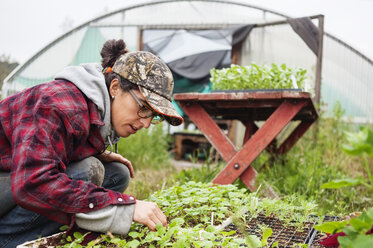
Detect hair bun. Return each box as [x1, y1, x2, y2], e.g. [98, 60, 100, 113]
[100, 39, 128, 69]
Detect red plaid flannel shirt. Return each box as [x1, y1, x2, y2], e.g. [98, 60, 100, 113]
[0, 80, 135, 225]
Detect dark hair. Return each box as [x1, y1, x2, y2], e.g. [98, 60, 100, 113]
[100, 39, 137, 93]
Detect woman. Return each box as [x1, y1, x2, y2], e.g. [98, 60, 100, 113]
[0, 39, 183, 247]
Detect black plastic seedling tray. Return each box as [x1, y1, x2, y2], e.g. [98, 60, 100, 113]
[223, 213, 318, 248]
[222, 213, 343, 248]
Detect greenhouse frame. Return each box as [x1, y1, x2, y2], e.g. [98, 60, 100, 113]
[2, 0, 372, 123]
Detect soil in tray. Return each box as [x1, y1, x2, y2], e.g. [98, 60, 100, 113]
[26, 232, 117, 248]
[31, 232, 65, 248]
[224, 213, 317, 248]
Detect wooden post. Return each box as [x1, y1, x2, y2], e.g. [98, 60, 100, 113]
[138, 28, 144, 50]
[314, 15, 324, 104]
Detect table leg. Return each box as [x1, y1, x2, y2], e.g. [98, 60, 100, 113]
[178, 103, 237, 162]
[240, 121, 258, 190]
[243, 121, 257, 144]
[276, 121, 315, 154]
[212, 100, 307, 188]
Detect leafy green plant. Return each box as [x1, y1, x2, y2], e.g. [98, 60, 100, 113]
[210, 63, 307, 91]
[321, 126, 373, 191]
[60, 182, 318, 247]
[124, 182, 317, 247]
[342, 126, 373, 188]
[57, 231, 92, 248]
[314, 207, 373, 248]
[60, 183, 252, 247]
[149, 182, 249, 227]
[259, 225, 273, 247]
[343, 126, 373, 156]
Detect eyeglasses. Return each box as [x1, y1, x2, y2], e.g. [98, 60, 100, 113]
[129, 90, 165, 125]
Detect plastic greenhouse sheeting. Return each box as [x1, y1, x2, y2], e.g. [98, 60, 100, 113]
[2, 0, 372, 123]
[72, 27, 106, 66]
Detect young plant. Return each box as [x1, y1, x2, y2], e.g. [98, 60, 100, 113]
[259, 225, 273, 247]
[210, 63, 307, 91]
[60, 182, 319, 247]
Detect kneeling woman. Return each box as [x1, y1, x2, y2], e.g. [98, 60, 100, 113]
[0, 39, 183, 247]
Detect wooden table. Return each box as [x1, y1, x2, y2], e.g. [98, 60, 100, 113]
[174, 90, 318, 191]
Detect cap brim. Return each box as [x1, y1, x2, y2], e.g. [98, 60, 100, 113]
[138, 86, 183, 126]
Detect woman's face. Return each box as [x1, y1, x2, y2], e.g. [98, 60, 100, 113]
[110, 79, 152, 137]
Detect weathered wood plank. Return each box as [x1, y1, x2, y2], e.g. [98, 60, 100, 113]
[178, 103, 237, 162]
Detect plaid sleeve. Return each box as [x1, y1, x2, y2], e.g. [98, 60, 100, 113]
[10, 82, 135, 225]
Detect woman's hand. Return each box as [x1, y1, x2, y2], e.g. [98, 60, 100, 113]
[96, 151, 134, 178]
[133, 200, 168, 231]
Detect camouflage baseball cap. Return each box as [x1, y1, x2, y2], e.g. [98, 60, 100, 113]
[112, 51, 183, 126]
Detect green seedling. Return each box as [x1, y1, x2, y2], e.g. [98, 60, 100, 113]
[210, 63, 307, 91]
[60, 182, 318, 247]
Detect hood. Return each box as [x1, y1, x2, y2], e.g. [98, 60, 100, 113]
[55, 63, 119, 149]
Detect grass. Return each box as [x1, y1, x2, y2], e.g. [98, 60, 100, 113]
[116, 123, 173, 170]
[126, 168, 177, 200]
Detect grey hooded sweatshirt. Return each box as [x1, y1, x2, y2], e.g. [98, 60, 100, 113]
[55, 63, 135, 235]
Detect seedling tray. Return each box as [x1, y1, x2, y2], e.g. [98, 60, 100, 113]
[17, 232, 64, 248]
[223, 213, 318, 248]
[221, 213, 343, 248]
[17, 212, 341, 248]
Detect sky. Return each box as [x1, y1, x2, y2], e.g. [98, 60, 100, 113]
[0, 0, 372, 64]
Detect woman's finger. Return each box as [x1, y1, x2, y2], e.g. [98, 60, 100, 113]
[126, 162, 134, 178]
[154, 206, 168, 227]
[148, 203, 168, 229]
[119, 157, 134, 178]
[133, 201, 167, 231]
